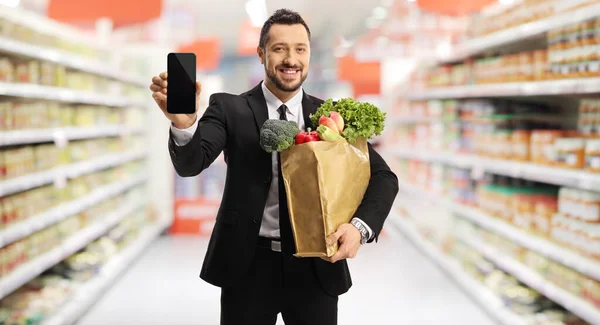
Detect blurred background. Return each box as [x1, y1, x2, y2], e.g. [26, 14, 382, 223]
[2, 0, 600, 324]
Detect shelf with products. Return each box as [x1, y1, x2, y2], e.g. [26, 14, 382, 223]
[0, 36, 146, 88]
[0, 204, 162, 325]
[388, 97, 600, 190]
[0, 189, 148, 300]
[392, 160, 600, 286]
[409, 78, 600, 100]
[390, 214, 528, 325]
[438, 1, 600, 64]
[0, 125, 144, 147]
[0, 82, 146, 108]
[417, 8, 600, 98]
[0, 8, 147, 87]
[451, 217, 600, 324]
[40, 219, 168, 325]
[0, 166, 148, 248]
[0, 134, 147, 197]
[391, 211, 589, 325]
[0, 101, 147, 146]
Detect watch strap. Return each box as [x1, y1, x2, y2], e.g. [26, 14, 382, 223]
[351, 218, 369, 245]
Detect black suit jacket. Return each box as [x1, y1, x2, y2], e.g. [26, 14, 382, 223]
[168, 82, 399, 296]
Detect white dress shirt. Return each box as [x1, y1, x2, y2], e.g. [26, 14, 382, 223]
[170, 81, 373, 241]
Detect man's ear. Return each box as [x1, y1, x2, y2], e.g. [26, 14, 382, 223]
[257, 46, 264, 65]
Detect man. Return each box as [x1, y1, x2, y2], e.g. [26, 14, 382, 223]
[149, 8, 398, 325]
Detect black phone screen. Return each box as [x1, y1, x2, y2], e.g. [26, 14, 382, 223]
[167, 53, 196, 114]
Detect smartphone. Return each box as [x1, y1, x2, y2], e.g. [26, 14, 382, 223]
[167, 53, 196, 114]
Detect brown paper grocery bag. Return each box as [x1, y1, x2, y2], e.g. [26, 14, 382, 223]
[280, 138, 371, 258]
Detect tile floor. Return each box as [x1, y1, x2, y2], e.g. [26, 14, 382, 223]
[77, 220, 495, 325]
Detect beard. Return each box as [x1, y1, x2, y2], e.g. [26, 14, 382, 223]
[266, 65, 308, 92]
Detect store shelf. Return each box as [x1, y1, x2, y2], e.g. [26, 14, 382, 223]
[393, 149, 600, 190]
[391, 116, 440, 124]
[0, 199, 147, 300]
[396, 179, 600, 284]
[0, 174, 147, 248]
[408, 78, 600, 100]
[41, 219, 169, 325]
[0, 125, 144, 147]
[0, 82, 146, 108]
[0, 150, 147, 197]
[463, 237, 600, 325]
[436, 3, 600, 64]
[0, 36, 146, 87]
[389, 213, 527, 325]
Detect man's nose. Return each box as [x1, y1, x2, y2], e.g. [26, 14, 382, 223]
[282, 50, 298, 66]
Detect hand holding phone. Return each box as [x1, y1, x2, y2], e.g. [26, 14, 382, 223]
[149, 53, 200, 129]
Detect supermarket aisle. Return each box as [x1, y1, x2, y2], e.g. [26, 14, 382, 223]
[78, 224, 495, 325]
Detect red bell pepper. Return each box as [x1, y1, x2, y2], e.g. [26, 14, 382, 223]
[295, 128, 320, 144]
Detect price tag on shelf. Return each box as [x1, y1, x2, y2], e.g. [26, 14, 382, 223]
[471, 165, 485, 180]
[53, 171, 67, 189]
[119, 128, 132, 140]
[52, 130, 68, 148]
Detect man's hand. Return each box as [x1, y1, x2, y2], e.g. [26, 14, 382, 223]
[149, 71, 201, 129]
[321, 223, 362, 264]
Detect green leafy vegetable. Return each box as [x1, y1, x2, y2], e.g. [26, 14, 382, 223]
[259, 119, 299, 152]
[310, 98, 386, 143]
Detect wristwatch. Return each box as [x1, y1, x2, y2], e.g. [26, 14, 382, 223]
[350, 219, 369, 245]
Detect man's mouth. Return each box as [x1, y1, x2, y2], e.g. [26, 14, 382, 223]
[278, 68, 301, 76]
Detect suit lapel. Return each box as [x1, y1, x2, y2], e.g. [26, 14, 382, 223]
[247, 82, 269, 131]
[302, 92, 319, 130]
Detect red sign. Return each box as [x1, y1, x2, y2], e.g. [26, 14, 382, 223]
[47, 0, 162, 27]
[170, 198, 220, 236]
[177, 38, 221, 71]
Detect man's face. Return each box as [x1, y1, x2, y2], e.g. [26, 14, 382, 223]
[259, 24, 310, 92]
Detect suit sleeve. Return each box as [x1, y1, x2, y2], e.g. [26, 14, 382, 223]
[353, 143, 399, 243]
[168, 94, 227, 177]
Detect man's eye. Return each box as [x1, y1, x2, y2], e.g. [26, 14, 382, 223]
[274, 47, 283, 52]
[297, 48, 306, 52]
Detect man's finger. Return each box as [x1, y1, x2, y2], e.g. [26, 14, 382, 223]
[327, 229, 343, 246]
[152, 92, 167, 106]
[152, 76, 163, 86]
[329, 249, 346, 264]
[160, 71, 168, 79]
[149, 84, 163, 92]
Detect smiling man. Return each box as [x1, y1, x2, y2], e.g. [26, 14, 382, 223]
[149, 8, 398, 325]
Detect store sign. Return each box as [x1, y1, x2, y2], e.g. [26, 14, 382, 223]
[171, 199, 220, 236]
[47, 0, 162, 27]
[177, 38, 221, 71]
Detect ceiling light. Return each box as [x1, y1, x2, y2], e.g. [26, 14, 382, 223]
[246, 0, 268, 28]
[498, 0, 515, 4]
[0, 0, 20, 7]
[372, 6, 387, 20]
[406, 0, 416, 2]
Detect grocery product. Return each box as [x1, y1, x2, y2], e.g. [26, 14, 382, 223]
[586, 139, 600, 171]
[554, 138, 586, 169]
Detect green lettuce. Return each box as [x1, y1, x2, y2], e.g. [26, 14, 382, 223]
[310, 98, 386, 143]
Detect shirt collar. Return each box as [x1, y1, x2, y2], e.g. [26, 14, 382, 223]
[261, 80, 303, 116]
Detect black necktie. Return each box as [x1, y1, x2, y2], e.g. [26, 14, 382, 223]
[277, 104, 295, 256]
[278, 104, 287, 121]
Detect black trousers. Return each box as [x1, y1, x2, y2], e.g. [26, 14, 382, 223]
[220, 241, 338, 325]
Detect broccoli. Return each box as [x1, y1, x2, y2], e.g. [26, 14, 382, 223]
[259, 119, 299, 153]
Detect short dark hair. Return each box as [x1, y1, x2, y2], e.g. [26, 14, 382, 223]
[259, 9, 311, 50]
